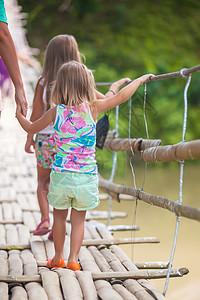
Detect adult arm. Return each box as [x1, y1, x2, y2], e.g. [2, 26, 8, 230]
[0, 21, 27, 116]
[25, 80, 44, 153]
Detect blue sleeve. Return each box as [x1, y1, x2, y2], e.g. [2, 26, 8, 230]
[0, 0, 8, 24]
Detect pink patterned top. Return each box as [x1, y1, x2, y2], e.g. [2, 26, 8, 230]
[52, 103, 97, 174]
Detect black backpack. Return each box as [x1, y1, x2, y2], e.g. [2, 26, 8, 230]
[96, 114, 109, 149]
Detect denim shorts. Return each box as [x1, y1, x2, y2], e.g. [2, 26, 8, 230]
[35, 133, 56, 168]
[48, 171, 99, 211]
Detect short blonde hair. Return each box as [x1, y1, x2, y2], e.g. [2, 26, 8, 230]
[51, 61, 96, 109]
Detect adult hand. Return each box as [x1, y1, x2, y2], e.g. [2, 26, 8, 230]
[15, 86, 28, 117]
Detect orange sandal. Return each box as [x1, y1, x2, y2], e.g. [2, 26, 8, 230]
[46, 257, 65, 268]
[66, 261, 81, 271]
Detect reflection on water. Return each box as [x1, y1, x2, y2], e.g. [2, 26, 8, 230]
[97, 164, 200, 300]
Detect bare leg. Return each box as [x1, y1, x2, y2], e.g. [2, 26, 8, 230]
[36, 165, 51, 229]
[53, 208, 68, 260]
[68, 208, 86, 263]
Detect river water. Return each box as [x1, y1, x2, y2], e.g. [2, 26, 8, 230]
[97, 164, 200, 300]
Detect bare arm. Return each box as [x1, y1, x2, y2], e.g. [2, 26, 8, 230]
[16, 105, 56, 134]
[94, 74, 154, 117]
[95, 77, 131, 100]
[25, 80, 44, 153]
[0, 21, 27, 116]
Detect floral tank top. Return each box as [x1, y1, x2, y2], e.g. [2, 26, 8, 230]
[52, 103, 97, 174]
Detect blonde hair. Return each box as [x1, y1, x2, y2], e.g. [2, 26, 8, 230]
[42, 35, 82, 109]
[51, 61, 96, 110]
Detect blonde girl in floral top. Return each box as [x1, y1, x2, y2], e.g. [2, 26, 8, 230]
[16, 61, 153, 270]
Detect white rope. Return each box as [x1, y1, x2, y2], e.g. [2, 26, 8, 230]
[142, 83, 149, 189]
[107, 105, 119, 227]
[128, 97, 138, 260]
[163, 74, 191, 295]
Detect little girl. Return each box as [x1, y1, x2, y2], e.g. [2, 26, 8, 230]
[26, 34, 129, 239]
[16, 61, 153, 270]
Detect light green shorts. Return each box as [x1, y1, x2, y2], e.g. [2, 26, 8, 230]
[48, 171, 99, 211]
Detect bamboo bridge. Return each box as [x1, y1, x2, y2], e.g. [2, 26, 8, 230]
[1, 0, 200, 299]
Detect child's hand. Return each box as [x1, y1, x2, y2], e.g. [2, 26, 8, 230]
[139, 74, 155, 85]
[116, 77, 132, 88]
[25, 135, 35, 154]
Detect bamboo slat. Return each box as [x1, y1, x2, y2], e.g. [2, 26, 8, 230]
[25, 282, 48, 299]
[40, 269, 63, 300]
[0, 251, 8, 276]
[0, 188, 16, 202]
[44, 238, 55, 261]
[124, 279, 155, 300]
[2, 203, 13, 220]
[0, 174, 10, 187]
[86, 210, 127, 220]
[12, 203, 22, 221]
[21, 250, 38, 275]
[86, 222, 102, 240]
[82, 237, 159, 246]
[8, 250, 23, 276]
[17, 194, 30, 211]
[6, 224, 19, 244]
[0, 206, 3, 222]
[30, 236, 47, 263]
[55, 269, 83, 300]
[142, 140, 200, 162]
[0, 275, 41, 283]
[135, 261, 169, 269]
[0, 225, 6, 244]
[75, 270, 98, 300]
[108, 225, 140, 232]
[84, 226, 93, 239]
[63, 236, 70, 261]
[0, 244, 30, 251]
[79, 247, 101, 272]
[112, 283, 138, 300]
[138, 279, 166, 300]
[92, 268, 189, 280]
[23, 212, 36, 231]
[100, 247, 126, 272]
[10, 285, 28, 300]
[88, 246, 113, 272]
[104, 138, 162, 152]
[94, 280, 123, 300]
[0, 282, 8, 300]
[17, 224, 30, 244]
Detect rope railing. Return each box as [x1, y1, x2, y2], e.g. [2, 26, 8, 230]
[96, 64, 200, 87]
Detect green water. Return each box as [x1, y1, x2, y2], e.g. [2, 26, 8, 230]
[97, 164, 200, 299]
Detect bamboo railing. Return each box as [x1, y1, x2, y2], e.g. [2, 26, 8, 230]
[141, 139, 200, 162]
[104, 138, 162, 152]
[99, 176, 200, 222]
